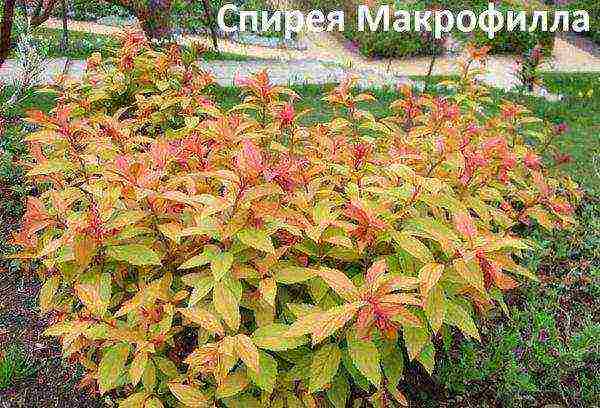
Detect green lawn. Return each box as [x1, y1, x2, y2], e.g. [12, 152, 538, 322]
[493, 73, 600, 196]
[8, 27, 252, 61]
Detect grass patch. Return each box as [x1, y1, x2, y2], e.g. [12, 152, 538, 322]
[209, 83, 400, 124]
[198, 50, 251, 62]
[487, 73, 600, 195]
[0, 344, 37, 391]
[8, 27, 118, 59]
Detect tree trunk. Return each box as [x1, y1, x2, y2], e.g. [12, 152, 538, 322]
[426, 55, 437, 81]
[107, 0, 173, 41]
[59, 0, 68, 51]
[30, 0, 58, 27]
[0, 0, 16, 67]
[201, 0, 218, 51]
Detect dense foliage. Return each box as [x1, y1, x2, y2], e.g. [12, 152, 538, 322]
[314, 0, 445, 59]
[302, 0, 556, 58]
[455, 0, 556, 55]
[13, 34, 581, 407]
[566, 0, 600, 44]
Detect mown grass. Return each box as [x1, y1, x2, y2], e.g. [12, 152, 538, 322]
[8, 27, 251, 61]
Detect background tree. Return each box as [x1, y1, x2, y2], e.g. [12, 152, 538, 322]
[0, 0, 60, 67]
[0, 0, 16, 66]
[58, 0, 67, 51]
[107, 0, 173, 41]
[29, 0, 58, 26]
[201, 0, 218, 51]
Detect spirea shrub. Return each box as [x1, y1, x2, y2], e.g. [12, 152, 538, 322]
[14, 34, 581, 407]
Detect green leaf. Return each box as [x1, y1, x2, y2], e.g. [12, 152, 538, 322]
[341, 349, 370, 392]
[248, 351, 278, 394]
[119, 392, 148, 408]
[129, 352, 148, 387]
[424, 285, 446, 333]
[178, 252, 213, 270]
[167, 382, 210, 407]
[179, 306, 224, 336]
[144, 396, 164, 408]
[211, 252, 234, 281]
[187, 276, 214, 307]
[309, 343, 341, 393]
[453, 258, 485, 293]
[238, 228, 276, 254]
[417, 342, 435, 375]
[74, 272, 111, 317]
[107, 244, 161, 266]
[252, 323, 308, 351]
[326, 373, 350, 408]
[403, 325, 429, 361]
[154, 357, 179, 379]
[216, 370, 249, 398]
[393, 232, 434, 263]
[39, 275, 60, 313]
[142, 360, 156, 392]
[311, 302, 362, 345]
[403, 217, 459, 254]
[157, 222, 182, 244]
[445, 300, 480, 341]
[381, 342, 404, 388]
[98, 342, 130, 394]
[418, 262, 444, 297]
[259, 277, 277, 306]
[27, 159, 75, 176]
[213, 281, 240, 331]
[274, 265, 317, 284]
[347, 330, 381, 387]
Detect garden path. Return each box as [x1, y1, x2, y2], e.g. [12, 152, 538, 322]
[2, 17, 600, 91]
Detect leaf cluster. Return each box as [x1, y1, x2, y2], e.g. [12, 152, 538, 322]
[13, 36, 581, 407]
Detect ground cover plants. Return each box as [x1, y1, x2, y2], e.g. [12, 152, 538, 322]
[0, 344, 36, 391]
[6, 30, 586, 408]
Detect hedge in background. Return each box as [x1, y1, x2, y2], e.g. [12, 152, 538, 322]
[347, 1, 444, 58]
[459, 0, 556, 55]
[14, 35, 581, 407]
[59, 0, 130, 21]
[323, 0, 445, 59]
[566, 0, 600, 44]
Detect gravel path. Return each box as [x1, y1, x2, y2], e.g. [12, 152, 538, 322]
[0, 58, 413, 89]
[3, 18, 600, 91]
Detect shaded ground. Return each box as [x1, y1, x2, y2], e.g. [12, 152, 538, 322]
[0, 273, 102, 408]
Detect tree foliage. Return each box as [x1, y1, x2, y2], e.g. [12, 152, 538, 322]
[0, 0, 16, 65]
[14, 36, 581, 407]
[107, 0, 173, 40]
